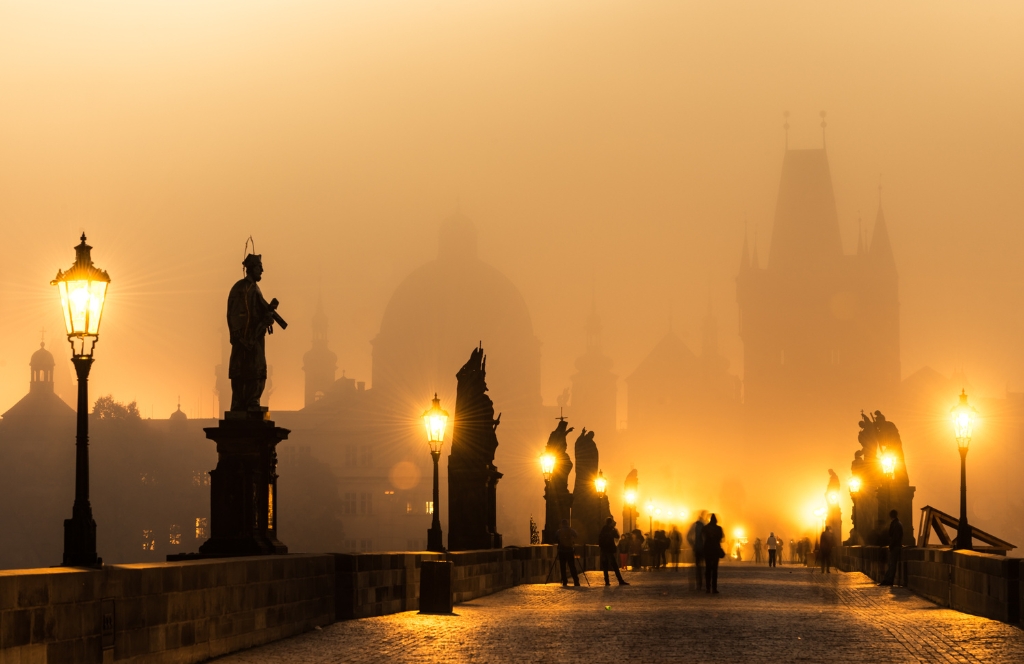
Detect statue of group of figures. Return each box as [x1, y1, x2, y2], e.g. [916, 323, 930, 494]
[541, 417, 612, 546]
[845, 410, 916, 546]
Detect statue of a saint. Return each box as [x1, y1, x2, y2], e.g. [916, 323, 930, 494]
[227, 254, 284, 411]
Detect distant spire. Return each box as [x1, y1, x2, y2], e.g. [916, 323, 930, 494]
[752, 229, 760, 269]
[783, 111, 790, 150]
[820, 111, 827, 149]
[739, 222, 751, 273]
[869, 198, 897, 274]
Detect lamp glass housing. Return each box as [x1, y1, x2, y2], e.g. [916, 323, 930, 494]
[827, 491, 839, 505]
[880, 453, 896, 479]
[52, 234, 110, 356]
[594, 470, 607, 497]
[848, 476, 862, 494]
[421, 394, 449, 454]
[540, 453, 555, 482]
[951, 390, 976, 452]
[624, 490, 637, 506]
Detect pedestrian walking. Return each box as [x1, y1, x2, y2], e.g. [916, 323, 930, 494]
[702, 513, 725, 594]
[753, 537, 763, 564]
[819, 525, 835, 573]
[556, 519, 580, 587]
[669, 525, 683, 569]
[599, 518, 630, 586]
[766, 532, 778, 568]
[629, 529, 644, 571]
[879, 510, 904, 586]
[687, 511, 706, 590]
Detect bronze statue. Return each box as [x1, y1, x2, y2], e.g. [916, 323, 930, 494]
[227, 254, 286, 411]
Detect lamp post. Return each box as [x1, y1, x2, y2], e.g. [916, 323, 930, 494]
[422, 394, 449, 552]
[52, 234, 110, 568]
[951, 390, 977, 551]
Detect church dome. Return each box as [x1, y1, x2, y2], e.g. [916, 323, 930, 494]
[30, 342, 55, 371]
[372, 212, 541, 416]
[170, 404, 187, 421]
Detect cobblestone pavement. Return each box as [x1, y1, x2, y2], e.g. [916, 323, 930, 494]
[216, 564, 1024, 663]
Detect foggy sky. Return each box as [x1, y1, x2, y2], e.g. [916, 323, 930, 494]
[1, 0, 1023, 429]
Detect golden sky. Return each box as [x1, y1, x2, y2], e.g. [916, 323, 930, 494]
[1, 0, 1023, 422]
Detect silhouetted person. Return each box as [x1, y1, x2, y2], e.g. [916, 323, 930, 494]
[880, 510, 904, 586]
[669, 525, 682, 569]
[653, 530, 669, 569]
[819, 526, 835, 573]
[702, 513, 724, 594]
[618, 530, 631, 568]
[599, 518, 629, 586]
[557, 519, 580, 587]
[687, 511, 706, 590]
[629, 529, 644, 571]
[766, 532, 779, 568]
[754, 537, 763, 564]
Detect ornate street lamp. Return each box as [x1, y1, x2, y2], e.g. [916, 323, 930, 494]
[951, 389, 977, 551]
[52, 233, 109, 567]
[422, 394, 449, 552]
[880, 454, 896, 480]
[540, 453, 555, 482]
[848, 476, 862, 494]
[594, 470, 607, 497]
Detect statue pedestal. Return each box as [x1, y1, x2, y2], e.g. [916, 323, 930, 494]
[198, 410, 289, 557]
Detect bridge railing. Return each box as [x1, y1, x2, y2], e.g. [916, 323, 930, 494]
[835, 545, 1021, 624]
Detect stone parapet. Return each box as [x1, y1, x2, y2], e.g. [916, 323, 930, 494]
[0, 554, 333, 663]
[835, 546, 1022, 624]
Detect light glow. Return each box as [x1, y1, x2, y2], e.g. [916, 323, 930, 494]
[540, 453, 556, 481]
[951, 390, 977, 451]
[594, 470, 607, 496]
[421, 394, 449, 453]
[881, 453, 896, 479]
[624, 490, 637, 506]
[848, 476, 862, 493]
[52, 234, 110, 351]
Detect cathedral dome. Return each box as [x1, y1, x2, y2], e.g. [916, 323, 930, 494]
[169, 404, 187, 422]
[372, 212, 541, 417]
[30, 342, 55, 371]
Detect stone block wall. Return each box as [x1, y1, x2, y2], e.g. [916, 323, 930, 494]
[333, 552, 443, 620]
[837, 546, 1022, 624]
[0, 554, 334, 664]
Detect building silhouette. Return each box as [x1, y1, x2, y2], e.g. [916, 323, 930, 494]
[302, 294, 338, 407]
[736, 147, 899, 439]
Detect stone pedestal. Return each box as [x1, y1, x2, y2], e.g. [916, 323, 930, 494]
[419, 560, 453, 614]
[198, 410, 289, 557]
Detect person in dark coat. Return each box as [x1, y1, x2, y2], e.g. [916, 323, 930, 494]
[687, 512, 706, 590]
[598, 518, 630, 586]
[880, 510, 904, 586]
[556, 519, 580, 587]
[819, 525, 835, 573]
[701, 513, 725, 594]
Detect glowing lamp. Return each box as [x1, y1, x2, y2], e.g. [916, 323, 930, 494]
[645, 501, 654, 513]
[540, 453, 555, 482]
[52, 234, 110, 357]
[421, 394, 449, 454]
[827, 491, 839, 505]
[813, 507, 826, 518]
[951, 390, 977, 452]
[624, 490, 637, 506]
[880, 454, 896, 479]
[848, 476, 862, 494]
[594, 470, 607, 497]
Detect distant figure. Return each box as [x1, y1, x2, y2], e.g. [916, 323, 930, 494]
[629, 529, 644, 571]
[687, 511, 707, 590]
[766, 532, 779, 568]
[776, 535, 784, 564]
[819, 526, 835, 573]
[753, 537, 763, 564]
[618, 530, 631, 568]
[557, 519, 580, 587]
[880, 510, 904, 586]
[598, 518, 629, 586]
[702, 513, 725, 594]
[653, 530, 670, 569]
[669, 525, 683, 570]
[802, 537, 812, 564]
